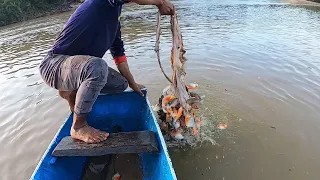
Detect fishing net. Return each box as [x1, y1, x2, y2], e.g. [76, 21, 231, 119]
[154, 11, 203, 141]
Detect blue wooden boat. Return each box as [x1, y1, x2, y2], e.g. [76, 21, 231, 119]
[31, 89, 177, 180]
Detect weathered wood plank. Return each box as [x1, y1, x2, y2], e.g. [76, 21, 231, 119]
[52, 131, 159, 157]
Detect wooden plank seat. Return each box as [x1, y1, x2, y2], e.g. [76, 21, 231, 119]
[52, 130, 159, 157]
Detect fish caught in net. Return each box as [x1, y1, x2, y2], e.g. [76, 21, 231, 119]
[154, 11, 203, 141]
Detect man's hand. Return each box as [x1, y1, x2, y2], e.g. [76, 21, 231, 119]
[129, 0, 175, 15]
[116, 61, 146, 96]
[130, 0, 163, 5]
[129, 82, 146, 96]
[157, 0, 175, 15]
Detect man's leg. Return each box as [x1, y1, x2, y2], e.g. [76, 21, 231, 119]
[70, 57, 114, 143]
[49, 55, 110, 143]
[40, 54, 128, 143]
[58, 90, 77, 112]
[58, 58, 129, 143]
[71, 65, 129, 143]
[58, 66, 128, 113]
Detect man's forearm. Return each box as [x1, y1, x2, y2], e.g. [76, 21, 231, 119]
[116, 61, 136, 86]
[130, 0, 163, 6]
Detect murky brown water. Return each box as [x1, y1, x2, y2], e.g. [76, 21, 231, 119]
[1, 0, 320, 179]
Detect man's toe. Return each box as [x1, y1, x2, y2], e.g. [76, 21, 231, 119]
[96, 134, 105, 142]
[103, 132, 109, 139]
[86, 138, 95, 144]
[98, 133, 108, 141]
[90, 135, 101, 143]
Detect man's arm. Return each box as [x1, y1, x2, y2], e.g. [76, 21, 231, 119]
[105, 0, 174, 15]
[109, 21, 126, 64]
[109, 0, 175, 96]
[110, 22, 145, 95]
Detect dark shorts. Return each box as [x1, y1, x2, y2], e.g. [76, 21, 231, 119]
[39, 54, 128, 117]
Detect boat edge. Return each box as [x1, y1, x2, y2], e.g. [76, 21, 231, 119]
[145, 91, 178, 180]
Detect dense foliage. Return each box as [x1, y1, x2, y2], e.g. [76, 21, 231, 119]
[0, 0, 75, 26]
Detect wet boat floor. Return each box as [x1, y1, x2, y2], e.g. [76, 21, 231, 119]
[81, 153, 143, 180]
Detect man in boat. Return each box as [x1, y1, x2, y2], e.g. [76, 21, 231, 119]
[39, 0, 175, 143]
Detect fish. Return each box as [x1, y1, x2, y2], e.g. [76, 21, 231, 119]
[169, 98, 180, 108]
[186, 97, 201, 105]
[195, 117, 201, 129]
[161, 95, 176, 113]
[217, 123, 227, 130]
[187, 82, 199, 90]
[186, 93, 202, 110]
[180, 117, 186, 127]
[112, 172, 121, 180]
[190, 92, 202, 101]
[173, 119, 180, 129]
[184, 113, 195, 128]
[172, 107, 183, 121]
[192, 127, 199, 135]
[191, 102, 201, 110]
[170, 129, 184, 140]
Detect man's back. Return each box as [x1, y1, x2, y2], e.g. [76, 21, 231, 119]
[48, 0, 125, 58]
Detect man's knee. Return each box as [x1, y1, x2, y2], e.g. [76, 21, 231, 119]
[120, 78, 129, 92]
[99, 67, 128, 94]
[108, 75, 128, 93]
[86, 57, 109, 86]
[110, 67, 128, 92]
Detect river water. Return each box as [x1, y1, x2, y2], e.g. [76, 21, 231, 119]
[1, 0, 320, 179]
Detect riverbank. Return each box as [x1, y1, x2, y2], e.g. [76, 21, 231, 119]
[0, 0, 81, 27]
[283, 0, 320, 6]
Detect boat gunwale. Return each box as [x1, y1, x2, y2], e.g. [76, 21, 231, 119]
[145, 90, 178, 180]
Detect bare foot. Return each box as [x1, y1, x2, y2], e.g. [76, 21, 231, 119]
[71, 124, 109, 143]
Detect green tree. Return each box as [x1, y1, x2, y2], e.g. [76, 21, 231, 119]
[0, 0, 75, 26]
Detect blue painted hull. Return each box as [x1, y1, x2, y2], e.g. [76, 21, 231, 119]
[31, 89, 177, 180]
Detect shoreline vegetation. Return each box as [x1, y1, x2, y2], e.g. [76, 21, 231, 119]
[0, 0, 319, 27]
[0, 0, 82, 27]
[282, 0, 320, 5]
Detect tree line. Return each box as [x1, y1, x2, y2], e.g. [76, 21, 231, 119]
[0, 0, 79, 27]
[1, 0, 319, 27]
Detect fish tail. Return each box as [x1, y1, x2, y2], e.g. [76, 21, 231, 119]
[185, 114, 190, 126]
[170, 129, 184, 140]
[195, 117, 201, 129]
[193, 127, 199, 135]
